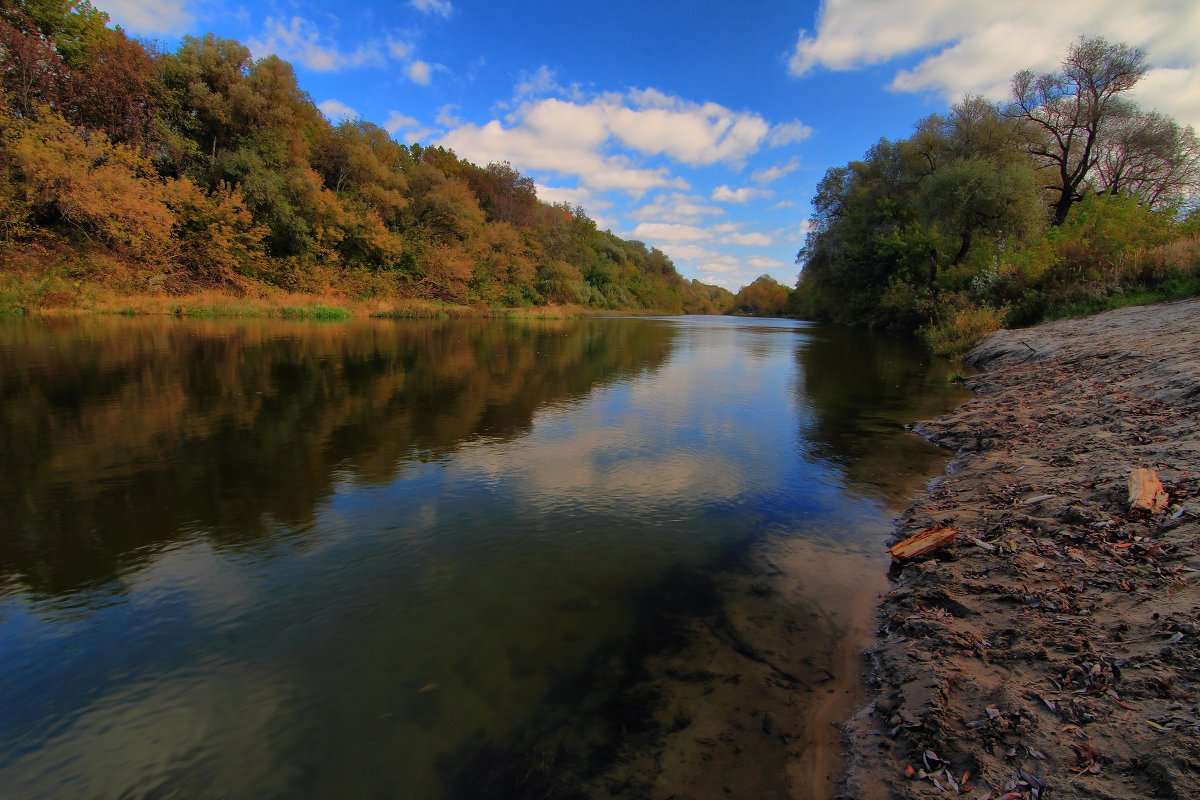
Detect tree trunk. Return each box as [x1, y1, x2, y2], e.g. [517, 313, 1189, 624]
[951, 230, 972, 266]
[1052, 190, 1074, 227]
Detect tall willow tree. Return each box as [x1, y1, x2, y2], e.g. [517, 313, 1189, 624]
[1007, 37, 1148, 226]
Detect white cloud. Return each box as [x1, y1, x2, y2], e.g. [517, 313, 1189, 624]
[745, 256, 790, 270]
[319, 99, 358, 121]
[722, 232, 772, 246]
[622, 229, 791, 290]
[407, 60, 433, 85]
[515, 65, 566, 101]
[630, 222, 718, 244]
[629, 221, 768, 247]
[440, 118, 686, 195]
[411, 0, 452, 17]
[628, 193, 724, 223]
[604, 98, 771, 167]
[440, 81, 808, 197]
[712, 185, 767, 203]
[768, 121, 813, 146]
[96, 0, 192, 33]
[788, 0, 1200, 127]
[534, 184, 612, 210]
[249, 16, 391, 72]
[436, 105, 462, 127]
[382, 111, 420, 135]
[380, 111, 436, 143]
[388, 39, 413, 59]
[773, 199, 797, 209]
[399, 127, 439, 144]
[1131, 66, 1200, 127]
[752, 157, 801, 186]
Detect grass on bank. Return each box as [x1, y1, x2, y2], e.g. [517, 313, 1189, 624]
[0, 246, 602, 321]
[921, 235, 1200, 359]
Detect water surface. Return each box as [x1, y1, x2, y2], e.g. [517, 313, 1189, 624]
[0, 315, 968, 798]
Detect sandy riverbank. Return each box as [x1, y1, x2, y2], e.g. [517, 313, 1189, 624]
[840, 298, 1200, 799]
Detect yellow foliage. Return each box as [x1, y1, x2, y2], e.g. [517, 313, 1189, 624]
[162, 178, 267, 288]
[923, 303, 1008, 357]
[423, 243, 475, 302]
[11, 109, 174, 260]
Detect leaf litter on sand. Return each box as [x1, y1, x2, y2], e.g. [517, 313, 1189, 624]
[836, 299, 1200, 800]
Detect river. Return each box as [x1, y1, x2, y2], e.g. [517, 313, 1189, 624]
[0, 315, 968, 798]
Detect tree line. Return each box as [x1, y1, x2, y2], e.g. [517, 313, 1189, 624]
[791, 36, 1200, 353]
[0, 1, 734, 313]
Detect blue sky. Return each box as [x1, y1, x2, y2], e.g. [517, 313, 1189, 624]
[98, 0, 1200, 291]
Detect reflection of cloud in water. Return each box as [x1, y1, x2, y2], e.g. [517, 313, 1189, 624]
[123, 537, 255, 620]
[454, 366, 753, 512]
[458, 412, 746, 511]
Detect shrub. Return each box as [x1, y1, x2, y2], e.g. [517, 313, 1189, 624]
[922, 302, 1008, 358]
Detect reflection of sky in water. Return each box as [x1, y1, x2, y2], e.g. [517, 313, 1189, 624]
[0, 316, 960, 798]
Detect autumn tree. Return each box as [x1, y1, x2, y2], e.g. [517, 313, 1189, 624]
[730, 275, 791, 316]
[11, 108, 173, 258]
[63, 26, 158, 147]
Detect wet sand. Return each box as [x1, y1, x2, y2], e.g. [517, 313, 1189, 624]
[840, 299, 1200, 799]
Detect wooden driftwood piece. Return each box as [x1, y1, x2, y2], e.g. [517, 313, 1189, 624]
[1128, 468, 1169, 512]
[888, 526, 958, 563]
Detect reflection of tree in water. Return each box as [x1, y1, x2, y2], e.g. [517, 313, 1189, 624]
[0, 317, 676, 593]
[792, 325, 971, 508]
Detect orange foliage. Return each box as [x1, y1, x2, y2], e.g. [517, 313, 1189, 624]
[12, 109, 173, 259]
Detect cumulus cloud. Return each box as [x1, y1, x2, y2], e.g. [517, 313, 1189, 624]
[712, 185, 767, 203]
[768, 121, 813, 146]
[407, 60, 433, 85]
[411, 0, 453, 17]
[514, 65, 572, 102]
[664, 246, 788, 291]
[534, 184, 612, 210]
[788, 0, 1200, 126]
[382, 111, 420, 135]
[96, 0, 192, 33]
[440, 117, 686, 195]
[752, 157, 801, 186]
[630, 222, 723, 244]
[381, 111, 436, 142]
[745, 255, 791, 270]
[628, 221, 768, 247]
[628, 193, 724, 223]
[441, 84, 806, 196]
[620, 226, 789, 290]
[388, 39, 413, 59]
[436, 105, 462, 127]
[318, 99, 358, 121]
[722, 232, 772, 246]
[249, 16, 393, 72]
